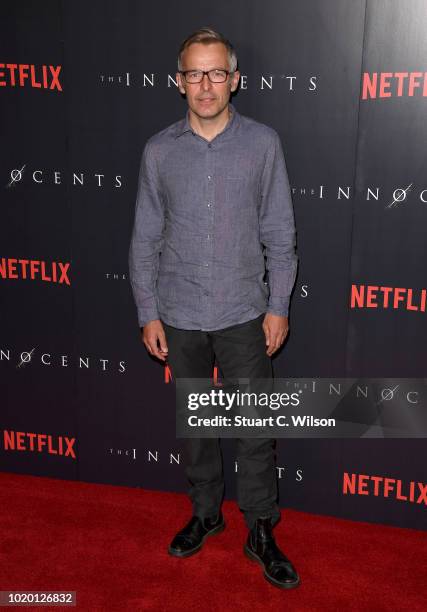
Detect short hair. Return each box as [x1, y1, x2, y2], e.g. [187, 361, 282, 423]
[177, 27, 238, 73]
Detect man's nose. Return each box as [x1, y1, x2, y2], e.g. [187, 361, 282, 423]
[201, 73, 212, 90]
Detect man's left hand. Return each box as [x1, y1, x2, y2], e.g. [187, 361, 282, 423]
[262, 313, 289, 356]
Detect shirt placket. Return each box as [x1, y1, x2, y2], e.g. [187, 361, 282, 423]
[200, 140, 215, 330]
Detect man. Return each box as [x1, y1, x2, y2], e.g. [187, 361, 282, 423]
[129, 27, 299, 590]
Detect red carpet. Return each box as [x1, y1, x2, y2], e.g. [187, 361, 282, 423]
[0, 472, 426, 611]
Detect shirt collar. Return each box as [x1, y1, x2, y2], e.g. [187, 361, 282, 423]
[175, 102, 240, 139]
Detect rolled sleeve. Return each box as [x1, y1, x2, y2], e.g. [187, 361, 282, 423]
[128, 141, 165, 327]
[259, 131, 298, 318]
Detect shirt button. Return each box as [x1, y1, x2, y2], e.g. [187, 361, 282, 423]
[207, 202, 212, 207]
[207, 175, 212, 180]
[204, 263, 209, 267]
[208, 143, 212, 148]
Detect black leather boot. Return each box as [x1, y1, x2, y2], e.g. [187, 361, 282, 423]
[244, 517, 300, 589]
[168, 512, 225, 558]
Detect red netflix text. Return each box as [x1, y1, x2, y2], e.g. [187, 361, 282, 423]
[0, 258, 71, 285]
[3, 430, 76, 459]
[350, 285, 426, 312]
[362, 72, 427, 99]
[343, 472, 427, 505]
[0, 63, 62, 91]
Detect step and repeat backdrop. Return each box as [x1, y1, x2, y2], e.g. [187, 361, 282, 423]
[1, 0, 426, 530]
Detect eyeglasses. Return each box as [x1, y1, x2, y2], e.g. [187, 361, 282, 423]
[180, 69, 232, 84]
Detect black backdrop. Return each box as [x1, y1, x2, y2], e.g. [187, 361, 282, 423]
[1, 0, 426, 530]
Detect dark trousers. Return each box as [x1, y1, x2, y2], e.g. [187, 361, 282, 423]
[163, 314, 281, 530]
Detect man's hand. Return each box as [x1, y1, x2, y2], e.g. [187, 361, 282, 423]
[141, 319, 169, 361]
[262, 313, 289, 357]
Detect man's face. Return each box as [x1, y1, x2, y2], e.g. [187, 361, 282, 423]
[176, 42, 240, 120]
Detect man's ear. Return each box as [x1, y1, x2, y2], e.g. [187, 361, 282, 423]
[176, 72, 186, 95]
[230, 70, 240, 93]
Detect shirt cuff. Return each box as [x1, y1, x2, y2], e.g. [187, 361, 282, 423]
[138, 307, 160, 328]
[266, 297, 290, 318]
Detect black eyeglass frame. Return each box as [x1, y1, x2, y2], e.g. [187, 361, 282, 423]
[179, 69, 234, 83]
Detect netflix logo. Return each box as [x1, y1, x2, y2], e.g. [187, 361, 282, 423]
[0, 258, 71, 285]
[362, 71, 427, 99]
[350, 285, 426, 312]
[343, 472, 427, 506]
[3, 430, 76, 459]
[0, 63, 62, 91]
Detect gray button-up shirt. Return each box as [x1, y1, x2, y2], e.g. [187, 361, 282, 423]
[129, 103, 298, 331]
